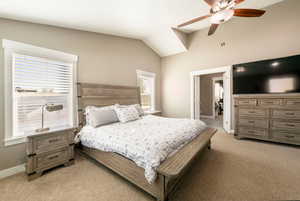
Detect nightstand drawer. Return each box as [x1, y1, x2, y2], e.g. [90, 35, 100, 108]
[27, 146, 73, 173]
[27, 130, 73, 155]
[37, 148, 69, 169]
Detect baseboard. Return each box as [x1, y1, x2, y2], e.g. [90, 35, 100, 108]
[0, 164, 25, 180]
[200, 115, 214, 119]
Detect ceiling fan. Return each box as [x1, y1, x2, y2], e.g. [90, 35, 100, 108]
[177, 0, 266, 36]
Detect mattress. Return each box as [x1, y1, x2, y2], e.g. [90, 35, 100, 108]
[79, 115, 207, 183]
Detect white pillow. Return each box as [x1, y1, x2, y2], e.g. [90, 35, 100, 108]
[132, 104, 144, 116]
[114, 105, 140, 123]
[85, 105, 116, 125]
[117, 104, 144, 116]
[88, 109, 118, 128]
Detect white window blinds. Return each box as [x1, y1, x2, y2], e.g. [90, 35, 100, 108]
[12, 54, 74, 137]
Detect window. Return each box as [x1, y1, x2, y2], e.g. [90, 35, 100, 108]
[3, 40, 78, 146]
[136, 70, 156, 111]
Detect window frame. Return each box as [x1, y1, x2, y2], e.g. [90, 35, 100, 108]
[136, 70, 156, 112]
[2, 39, 78, 146]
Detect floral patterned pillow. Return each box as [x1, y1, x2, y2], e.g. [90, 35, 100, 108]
[114, 105, 140, 123]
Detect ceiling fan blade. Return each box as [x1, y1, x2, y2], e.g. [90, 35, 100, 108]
[178, 14, 211, 28]
[234, 9, 266, 17]
[235, 0, 245, 5]
[208, 24, 219, 36]
[203, 0, 219, 6]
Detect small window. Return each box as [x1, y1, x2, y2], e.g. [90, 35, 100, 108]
[3, 39, 78, 145]
[136, 70, 156, 111]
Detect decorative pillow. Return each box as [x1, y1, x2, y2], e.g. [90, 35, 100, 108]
[114, 105, 140, 123]
[132, 104, 144, 116]
[116, 104, 144, 116]
[88, 109, 119, 128]
[85, 105, 116, 125]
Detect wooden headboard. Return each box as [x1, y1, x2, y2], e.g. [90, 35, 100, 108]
[77, 83, 141, 127]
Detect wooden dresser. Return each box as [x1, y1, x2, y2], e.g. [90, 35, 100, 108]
[26, 128, 75, 180]
[234, 95, 300, 146]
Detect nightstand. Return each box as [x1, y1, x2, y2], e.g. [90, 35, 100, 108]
[144, 110, 162, 116]
[26, 127, 75, 181]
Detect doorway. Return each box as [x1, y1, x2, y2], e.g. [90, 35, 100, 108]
[190, 66, 232, 133]
[212, 77, 224, 128]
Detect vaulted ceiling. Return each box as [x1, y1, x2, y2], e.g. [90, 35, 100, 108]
[0, 0, 283, 56]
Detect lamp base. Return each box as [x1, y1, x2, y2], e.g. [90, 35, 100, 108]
[35, 128, 50, 133]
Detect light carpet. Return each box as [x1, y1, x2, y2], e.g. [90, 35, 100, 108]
[1, 130, 300, 201]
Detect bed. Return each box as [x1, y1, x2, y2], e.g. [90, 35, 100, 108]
[76, 83, 217, 201]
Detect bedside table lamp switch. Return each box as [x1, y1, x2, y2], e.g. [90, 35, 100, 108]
[35, 104, 63, 133]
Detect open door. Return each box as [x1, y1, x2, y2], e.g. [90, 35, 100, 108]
[194, 76, 201, 120]
[223, 70, 232, 132]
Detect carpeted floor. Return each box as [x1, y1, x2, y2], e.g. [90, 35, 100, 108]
[1, 130, 300, 201]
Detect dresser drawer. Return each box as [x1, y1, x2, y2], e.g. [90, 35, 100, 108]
[236, 99, 257, 106]
[238, 127, 268, 137]
[271, 120, 300, 130]
[239, 108, 268, 118]
[238, 119, 269, 129]
[284, 99, 300, 107]
[258, 99, 282, 106]
[272, 130, 300, 143]
[271, 109, 300, 119]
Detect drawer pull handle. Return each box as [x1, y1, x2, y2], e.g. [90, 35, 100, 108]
[285, 113, 295, 115]
[48, 155, 59, 160]
[248, 121, 255, 123]
[247, 131, 255, 134]
[286, 124, 295, 127]
[285, 135, 295, 138]
[248, 111, 256, 114]
[49, 139, 60, 143]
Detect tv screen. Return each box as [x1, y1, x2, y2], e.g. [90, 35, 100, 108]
[233, 55, 300, 94]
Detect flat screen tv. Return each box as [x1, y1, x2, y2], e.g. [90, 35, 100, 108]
[233, 55, 300, 94]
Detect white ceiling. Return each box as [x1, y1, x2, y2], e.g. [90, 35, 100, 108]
[0, 0, 283, 57]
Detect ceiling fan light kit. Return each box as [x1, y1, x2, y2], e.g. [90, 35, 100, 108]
[178, 0, 266, 36]
[210, 9, 234, 24]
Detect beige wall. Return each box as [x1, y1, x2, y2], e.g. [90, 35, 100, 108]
[161, 0, 300, 118]
[0, 18, 161, 170]
[200, 73, 223, 116]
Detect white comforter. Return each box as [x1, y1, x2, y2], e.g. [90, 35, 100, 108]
[79, 115, 207, 183]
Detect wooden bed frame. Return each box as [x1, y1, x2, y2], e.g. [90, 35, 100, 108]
[76, 82, 217, 201]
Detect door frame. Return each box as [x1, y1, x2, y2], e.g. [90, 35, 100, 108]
[190, 66, 232, 132]
[212, 76, 224, 119]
